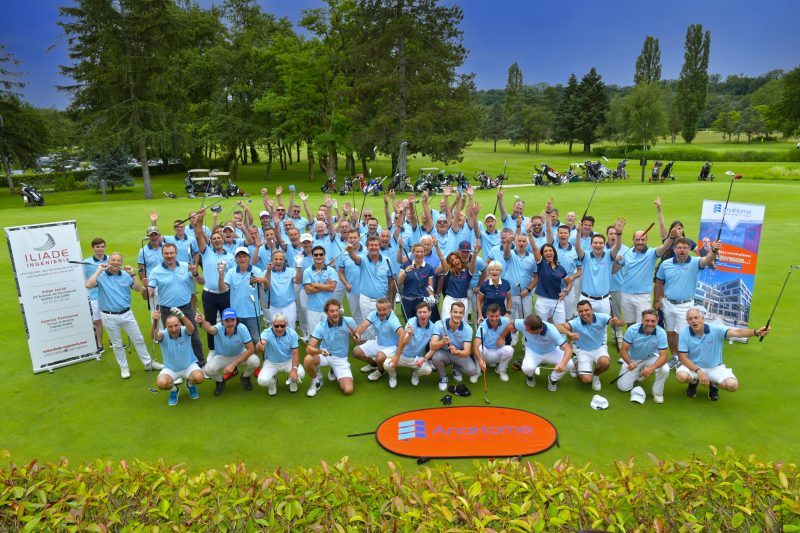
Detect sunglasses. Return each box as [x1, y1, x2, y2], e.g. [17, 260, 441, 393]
[313, 253, 325, 257]
[273, 324, 287, 328]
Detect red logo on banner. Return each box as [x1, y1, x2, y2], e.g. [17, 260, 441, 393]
[376, 406, 558, 458]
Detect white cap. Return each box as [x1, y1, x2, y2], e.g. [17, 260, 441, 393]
[590, 395, 609, 410]
[234, 246, 250, 256]
[259, 210, 269, 218]
[629, 386, 646, 404]
[300, 233, 313, 243]
[484, 214, 497, 221]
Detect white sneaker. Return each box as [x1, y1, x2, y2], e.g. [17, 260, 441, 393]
[267, 379, 277, 396]
[307, 378, 322, 397]
[547, 376, 558, 392]
[410, 371, 420, 386]
[526, 375, 536, 388]
[452, 369, 462, 382]
[327, 369, 336, 381]
[367, 369, 383, 381]
[653, 393, 664, 404]
[360, 364, 375, 373]
[495, 368, 509, 382]
[288, 379, 298, 393]
[120, 367, 131, 379]
[388, 375, 398, 389]
[469, 373, 479, 384]
[146, 361, 164, 371]
[438, 377, 449, 391]
[592, 375, 602, 391]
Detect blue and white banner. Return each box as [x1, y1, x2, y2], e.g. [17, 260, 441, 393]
[5, 220, 98, 373]
[695, 200, 765, 331]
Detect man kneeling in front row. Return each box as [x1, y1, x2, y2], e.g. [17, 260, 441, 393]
[256, 313, 304, 396]
[617, 308, 670, 404]
[151, 308, 204, 406]
[196, 308, 259, 396]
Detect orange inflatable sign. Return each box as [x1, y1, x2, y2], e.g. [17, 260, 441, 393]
[376, 406, 558, 459]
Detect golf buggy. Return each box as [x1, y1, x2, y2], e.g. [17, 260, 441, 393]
[185, 169, 216, 198]
[214, 171, 244, 197]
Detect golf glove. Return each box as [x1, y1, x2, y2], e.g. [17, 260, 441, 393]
[424, 295, 436, 306]
[169, 307, 185, 319]
[295, 253, 305, 266]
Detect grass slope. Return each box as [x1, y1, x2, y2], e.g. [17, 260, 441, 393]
[1, 155, 798, 473]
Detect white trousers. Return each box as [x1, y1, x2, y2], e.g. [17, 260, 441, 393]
[101, 310, 153, 369]
[257, 359, 306, 386]
[441, 296, 469, 321]
[535, 296, 567, 325]
[616, 355, 670, 396]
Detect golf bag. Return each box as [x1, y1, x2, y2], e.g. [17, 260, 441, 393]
[363, 178, 384, 196]
[19, 183, 45, 207]
[532, 170, 545, 186]
[320, 176, 338, 194]
[650, 160, 663, 182]
[612, 159, 628, 180]
[698, 161, 715, 181]
[540, 163, 564, 185]
[221, 178, 243, 197]
[453, 172, 469, 192]
[388, 172, 413, 193]
[339, 176, 354, 195]
[473, 171, 491, 189]
[414, 173, 438, 195]
[660, 161, 675, 182]
[564, 164, 582, 183]
[584, 160, 610, 182]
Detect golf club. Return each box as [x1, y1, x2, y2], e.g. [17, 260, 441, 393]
[480, 323, 490, 404]
[147, 319, 159, 394]
[641, 222, 655, 235]
[610, 358, 646, 385]
[492, 161, 508, 216]
[249, 291, 262, 335]
[139, 237, 154, 306]
[717, 171, 743, 240]
[68, 260, 99, 266]
[177, 199, 222, 226]
[581, 180, 600, 220]
[373, 145, 379, 176]
[759, 265, 799, 343]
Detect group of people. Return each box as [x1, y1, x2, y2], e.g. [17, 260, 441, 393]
[83, 185, 769, 406]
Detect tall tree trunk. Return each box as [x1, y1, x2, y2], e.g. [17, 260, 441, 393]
[583, 141, 591, 154]
[287, 144, 293, 165]
[397, 0, 407, 138]
[568, 140, 573, 154]
[2, 155, 14, 191]
[296, 141, 301, 162]
[361, 156, 368, 175]
[493, 139, 497, 152]
[306, 142, 314, 181]
[346, 152, 355, 173]
[266, 142, 273, 180]
[138, 142, 153, 199]
[250, 143, 259, 163]
[277, 139, 285, 170]
[241, 143, 248, 165]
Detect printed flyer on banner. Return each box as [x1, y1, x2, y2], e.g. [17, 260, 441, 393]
[695, 200, 765, 332]
[5, 220, 98, 373]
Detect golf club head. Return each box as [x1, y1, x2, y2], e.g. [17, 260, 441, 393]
[210, 205, 223, 213]
[249, 294, 256, 303]
[725, 170, 736, 177]
[373, 145, 378, 154]
[513, 194, 521, 200]
[147, 387, 158, 394]
[602, 156, 609, 162]
[790, 265, 800, 270]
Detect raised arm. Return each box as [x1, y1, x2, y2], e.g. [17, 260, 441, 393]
[497, 189, 508, 222]
[655, 197, 668, 239]
[698, 240, 721, 269]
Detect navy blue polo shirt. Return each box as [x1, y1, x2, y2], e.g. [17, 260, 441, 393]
[480, 279, 511, 315]
[443, 269, 471, 298]
[400, 261, 435, 299]
[535, 258, 568, 299]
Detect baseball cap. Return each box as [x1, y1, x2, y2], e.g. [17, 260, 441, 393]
[221, 308, 237, 320]
[300, 233, 313, 243]
[234, 246, 250, 256]
[258, 210, 269, 218]
[222, 225, 235, 232]
[484, 214, 496, 221]
[458, 241, 472, 252]
[590, 395, 609, 410]
[630, 386, 646, 404]
[146, 226, 160, 235]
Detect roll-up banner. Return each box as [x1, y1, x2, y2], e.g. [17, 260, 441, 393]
[5, 220, 99, 372]
[695, 200, 765, 341]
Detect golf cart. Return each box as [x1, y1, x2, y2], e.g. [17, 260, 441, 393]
[210, 171, 242, 197]
[185, 169, 213, 198]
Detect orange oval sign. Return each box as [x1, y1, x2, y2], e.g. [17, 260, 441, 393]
[376, 406, 557, 459]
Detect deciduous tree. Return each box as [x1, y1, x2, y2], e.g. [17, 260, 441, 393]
[634, 36, 661, 85]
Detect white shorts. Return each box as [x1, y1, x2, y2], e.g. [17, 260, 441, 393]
[521, 346, 564, 376]
[257, 359, 306, 386]
[622, 293, 652, 323]
[317, 354, 353, 380]
[535, 296, 566, 325]
[661, 298, 693, 333]
[158, 363, 201, 381]
[677, 364, 736, 384]
[90, 299, 101, 321]
[576, 346, 610, 374]
[358, 339, 397, 359]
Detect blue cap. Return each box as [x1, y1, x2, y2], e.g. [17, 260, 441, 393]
[221, 308, 237, 320]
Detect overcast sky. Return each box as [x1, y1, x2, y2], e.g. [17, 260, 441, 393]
[5, 0, 799, 109]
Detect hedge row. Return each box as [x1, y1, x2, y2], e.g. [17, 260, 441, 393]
[593, 145, 800, 163]
[1, 447, 798, 531]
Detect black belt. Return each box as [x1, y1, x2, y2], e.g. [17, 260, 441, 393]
[101, 308, 130, 315]
[401, 295, 424, 301]
[667, 298, 693, 305]
[581, 293, 609, 301]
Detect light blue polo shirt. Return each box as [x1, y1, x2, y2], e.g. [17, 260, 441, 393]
[199, 247, 235, 292]
[678, 323, 729, 369]
[402, 317, 440, 358]
[476, 316, 510, 349]
[434, 319, 473, 351]
[624, 323, 669, 360]
[158, 326, 197, 371]
[469, 256, 486, 288]
[267, 267, 296, 308]
[502, 214, 529, 232]
[514, 319, 566, 354]
[656, 256, 704, 300]
[224, 265, 264, 318]
[446, 225, 475, 256]
[477, 223, 501, 260]
[556, 243, 579, 276]
[311, 316, 357, 358]
[529, 231, 548, 250]
[221, 238, 245, 255]
[148, 261, 193, 307]
[433, 231, 455, 256]
[500, 250, 537, 296]
[302, 266, 338, 312]
[286, 215, 309, 233]
[137, 244, 163, 277]
[311, 236, 332, 259]
[165, 234, 196, 263]
[619, 247, 661, 294]
[568, 313, 611, 351]
[250, 243, 273, 272]
[211, 322, 252, 357]
[580, 249, 613, 297]
[357, 253, 392, 299]
[83, 254, 107, 300]
[95, 270, 134, 312]
[261, 326, 299, 364]
[367, 310, 403, 347]
[609, 244, 629, 292]
[338, 248, 362, 294]
[284, 244, 304, 268]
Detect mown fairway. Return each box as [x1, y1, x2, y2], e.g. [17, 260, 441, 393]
[1, 142, 798, 472]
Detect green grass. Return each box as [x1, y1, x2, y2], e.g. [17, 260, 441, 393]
[1, 146, 799, 473]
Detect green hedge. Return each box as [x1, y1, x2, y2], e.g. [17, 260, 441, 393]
[6, 171, 91, 191]
[1, 448, 797, 531]
[593, 145, 800, 163]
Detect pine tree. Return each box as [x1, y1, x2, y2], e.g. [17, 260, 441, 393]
[553, 73, 579, 154]
[575, 68, 609, 154]
[634, 36, 661, 85]
[676, 24, 711, 143]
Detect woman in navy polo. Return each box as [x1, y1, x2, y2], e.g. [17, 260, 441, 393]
[438, 243, 479, 321]
[396, 243, 436, 322]
[477, 261, 511, 322]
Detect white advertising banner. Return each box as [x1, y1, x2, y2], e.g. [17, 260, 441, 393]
[5, 220, 99, 373]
